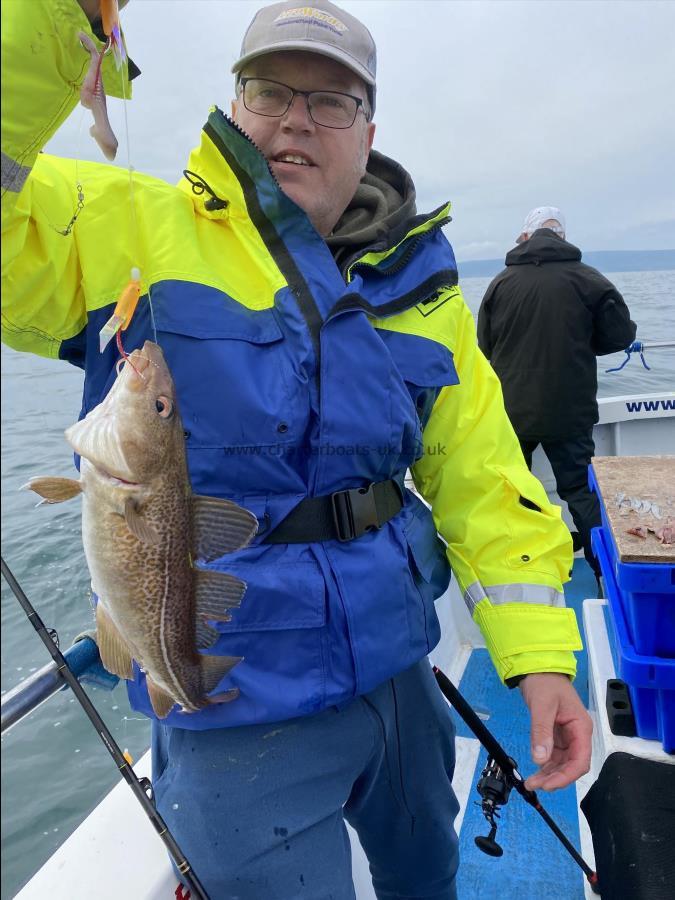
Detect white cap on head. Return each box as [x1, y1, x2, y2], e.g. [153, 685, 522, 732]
[516, 206, 566, 243]
[232, 1, 377, 113]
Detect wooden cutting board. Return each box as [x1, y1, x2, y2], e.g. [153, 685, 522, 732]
[591, 456, 675, 563]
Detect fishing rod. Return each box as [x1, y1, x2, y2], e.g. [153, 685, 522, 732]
[0, 556, 210, 900]
[432, 664, 600, 894]
[606, 339, 675, 372]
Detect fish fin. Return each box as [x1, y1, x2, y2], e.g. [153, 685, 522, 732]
[199, 653, 243, 695]
[124, 498, 161, 545]
[145, 676, 177, 719]
[95, 604, 134, 680]
[194, 568, 247, 621]
[208, 688, 240, 706]
[22, 476, 82, 504]
[195, 618, 222, 650]
[191, 495, 258, 561]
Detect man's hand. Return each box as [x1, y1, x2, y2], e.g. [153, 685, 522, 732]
[519, 672, 593, 791]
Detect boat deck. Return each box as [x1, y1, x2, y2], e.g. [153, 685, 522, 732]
[453, 558, 597, 899]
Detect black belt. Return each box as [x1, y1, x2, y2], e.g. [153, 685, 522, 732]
[264, 480, 404, 544]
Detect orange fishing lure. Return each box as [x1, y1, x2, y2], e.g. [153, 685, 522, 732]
[100, 0, 126, 70]
[99, 268, 142, 355]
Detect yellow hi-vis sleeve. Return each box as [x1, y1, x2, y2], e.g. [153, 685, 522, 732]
[412, 290, 582, 683]
[1, 0, 134, 357]
[1, 0, 132, 201]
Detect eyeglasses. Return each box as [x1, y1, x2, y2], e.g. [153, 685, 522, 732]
[240, 77, 368, 129]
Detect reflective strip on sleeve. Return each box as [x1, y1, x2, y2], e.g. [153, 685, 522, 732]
[463, 579, 566, 614]
[1, 151, 31, 193]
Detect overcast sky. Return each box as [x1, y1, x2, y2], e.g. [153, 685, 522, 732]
[46, 0, 675, 262]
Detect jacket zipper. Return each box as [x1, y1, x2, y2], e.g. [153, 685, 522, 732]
[347, 219, 450, 282]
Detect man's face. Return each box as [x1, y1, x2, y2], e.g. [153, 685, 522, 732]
[232, 51, 376, 236]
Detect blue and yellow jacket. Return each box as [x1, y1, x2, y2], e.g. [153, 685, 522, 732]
[1, 0, 581, 729]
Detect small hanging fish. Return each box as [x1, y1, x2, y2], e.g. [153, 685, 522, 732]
[79, 31, 118, 160]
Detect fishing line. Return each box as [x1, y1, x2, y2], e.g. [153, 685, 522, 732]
[96, 9, 157, 357]
[119, 70, 139, 257]
[31, 105, 88, 237]
[0, 556, 211, 900]
[67, 106, 88, 237]
[119, 47, 158, 347]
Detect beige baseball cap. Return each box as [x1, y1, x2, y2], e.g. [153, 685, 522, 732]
[232, 1, 377, 112]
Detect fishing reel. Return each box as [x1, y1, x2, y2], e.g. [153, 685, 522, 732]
[474, 756, 515, 857]
[432, 665, 599, 889]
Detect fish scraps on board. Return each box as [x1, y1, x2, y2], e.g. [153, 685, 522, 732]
[24, 341, 258, 718]
[614, 492, 674, 545]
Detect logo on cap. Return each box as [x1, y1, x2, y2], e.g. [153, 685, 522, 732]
[274, 7, 348, 36]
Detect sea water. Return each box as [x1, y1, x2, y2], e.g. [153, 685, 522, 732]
[1, 269, 674, 897]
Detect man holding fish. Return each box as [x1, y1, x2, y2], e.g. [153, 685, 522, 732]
[1, 1, 593, 897]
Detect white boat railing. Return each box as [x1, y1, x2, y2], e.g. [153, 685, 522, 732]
[533, 392, 675, 503]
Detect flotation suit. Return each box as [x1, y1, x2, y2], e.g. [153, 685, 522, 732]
[2, 0, 581, 729]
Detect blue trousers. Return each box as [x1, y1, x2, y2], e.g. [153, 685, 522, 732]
[152, 659, 460, 899]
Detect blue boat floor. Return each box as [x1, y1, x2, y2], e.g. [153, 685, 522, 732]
[455, 558, 597, 899]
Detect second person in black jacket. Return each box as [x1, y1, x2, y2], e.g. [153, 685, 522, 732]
[477, 206, 637, 578]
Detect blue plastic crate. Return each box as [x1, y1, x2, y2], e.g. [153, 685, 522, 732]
[592, 527, 675, 753]
[589, 465, 675, 658]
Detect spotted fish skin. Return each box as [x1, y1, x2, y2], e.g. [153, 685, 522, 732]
[26, 341, 258, 717]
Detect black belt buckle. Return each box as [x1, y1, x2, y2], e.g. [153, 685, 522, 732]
[331, 483, 380, 542]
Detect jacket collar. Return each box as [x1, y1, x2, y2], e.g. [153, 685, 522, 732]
[505, 229, 583, 266]
[178, 109, 449, 259]
[177, 107, 283, 223]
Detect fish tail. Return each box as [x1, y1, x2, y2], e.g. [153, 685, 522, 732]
[89, 120, 118, 161]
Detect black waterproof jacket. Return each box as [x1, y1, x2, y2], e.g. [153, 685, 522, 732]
[477, 229, 636, 441]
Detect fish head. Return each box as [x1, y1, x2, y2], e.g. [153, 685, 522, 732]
[65, 341, 186, 486]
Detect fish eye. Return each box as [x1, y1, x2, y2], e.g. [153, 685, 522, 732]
[155, 396, 174, 418]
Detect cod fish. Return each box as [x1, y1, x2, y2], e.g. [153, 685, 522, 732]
[25, 341, 258, 718]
